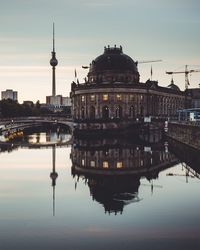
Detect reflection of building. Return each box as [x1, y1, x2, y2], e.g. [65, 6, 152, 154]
[71, 46, 187, 132]
[1, 89, 18, 101]
[71, 137, 178, 214]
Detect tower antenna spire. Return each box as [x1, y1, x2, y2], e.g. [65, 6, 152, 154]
[50, 22, 58, 96]
[53, 22, 55, 52]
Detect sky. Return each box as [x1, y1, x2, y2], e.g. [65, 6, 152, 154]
[0, 0, 200, 103]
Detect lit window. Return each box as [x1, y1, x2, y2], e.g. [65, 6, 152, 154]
[90, 95, 95, 101]
[140, 95, 143, 100]
[103, 161, 109, 168]
[116, 94, 122, 101]
[90, 161, 95, 167]
[82, 159, 85, 166]
[130, 95, 134, 101]
[81, 95, 85, 102]
[117, 162, 123, 168]
[103, 94, 108, 101]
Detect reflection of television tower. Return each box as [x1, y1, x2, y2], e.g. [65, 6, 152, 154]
[50, 145, 58, 216]
[50, 23, 58, 96]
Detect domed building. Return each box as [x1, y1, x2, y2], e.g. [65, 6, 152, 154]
[88, 45, 139, 84]
[71, 46, 188, 133]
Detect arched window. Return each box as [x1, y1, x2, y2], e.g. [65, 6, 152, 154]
[81, 107, 85, 119]
[140, 105, 144, 117]
[90, 106, 95, 119]
[102, 106, 109, 120]
[129, 106, 135, 118]
[116, 106, 122, 118]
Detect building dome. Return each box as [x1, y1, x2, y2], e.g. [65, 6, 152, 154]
[167, 79, 180, 91]
[88, 46, 140, 84]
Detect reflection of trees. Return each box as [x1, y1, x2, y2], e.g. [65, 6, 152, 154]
[71, 137, 179, 215]
[0, 143, 19, 153]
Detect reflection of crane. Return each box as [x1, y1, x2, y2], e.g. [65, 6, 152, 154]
[141, 180, 163, 195]
[166, 65, 200, 89]
[166, 163, 200, 183]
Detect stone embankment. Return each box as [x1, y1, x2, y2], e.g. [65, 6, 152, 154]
[166, 121, 200, 150]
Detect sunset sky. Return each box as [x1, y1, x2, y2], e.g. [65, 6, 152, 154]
[0, 0, 200, 103]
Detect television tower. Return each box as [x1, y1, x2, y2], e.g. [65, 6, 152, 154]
[50, 23, 58, 96]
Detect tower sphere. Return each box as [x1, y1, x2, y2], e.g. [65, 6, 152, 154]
[50, 53, 58, 66]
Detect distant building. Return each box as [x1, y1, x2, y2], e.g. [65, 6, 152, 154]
[62, 97, 71, 106]
[187, 88, 200, 108]
[1, 89, 18, 101]
[46, 95, 62, 107]
[46, 95, 71, 107]
[23, 101, 34, 107]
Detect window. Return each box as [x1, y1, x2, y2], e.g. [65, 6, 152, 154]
[103, 94, 108, 101]
[102, 106, 109, 119]
[81, 95, 85, 102]
[130, 94, 134, 101]
[117, 162, 123, 168]
[116, 94, 122, 101]
[81, 107, 85, 119]
[81, 159, 85, 166]
[90, 106, 95, 119]
[103, 161, 109, 168]
[90, 161, 95, 167]
[90, 95, 95, 101]
[129, 106, 135, 118]
[103, 149, 109, 156]
[115, 106, 122, 118]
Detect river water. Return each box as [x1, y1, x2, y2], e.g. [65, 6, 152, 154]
[0, 130, 200, 250]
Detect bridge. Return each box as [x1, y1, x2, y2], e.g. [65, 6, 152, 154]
[0, 116, 75, 136]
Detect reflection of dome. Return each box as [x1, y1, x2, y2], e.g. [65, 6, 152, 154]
[88, 46, 140, 83]
[88, 176, 140, 214]
[71, 137, 179, 214]
[167, 79, 180, 91]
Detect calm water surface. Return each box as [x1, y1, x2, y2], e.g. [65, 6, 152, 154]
[0, 131, 200, 250]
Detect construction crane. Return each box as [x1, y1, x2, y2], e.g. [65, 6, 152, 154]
[137, 59, 162, 64]
[82, 59, 162, 80]
[137, 60, 162, 80]
[82, 60, 162, 68]
[166, 65, 200, 89]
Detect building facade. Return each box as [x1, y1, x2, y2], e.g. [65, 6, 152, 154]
[71, 46, 187, 131]
[1, 89, 18, 101]
[187, 88, 200, 108]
